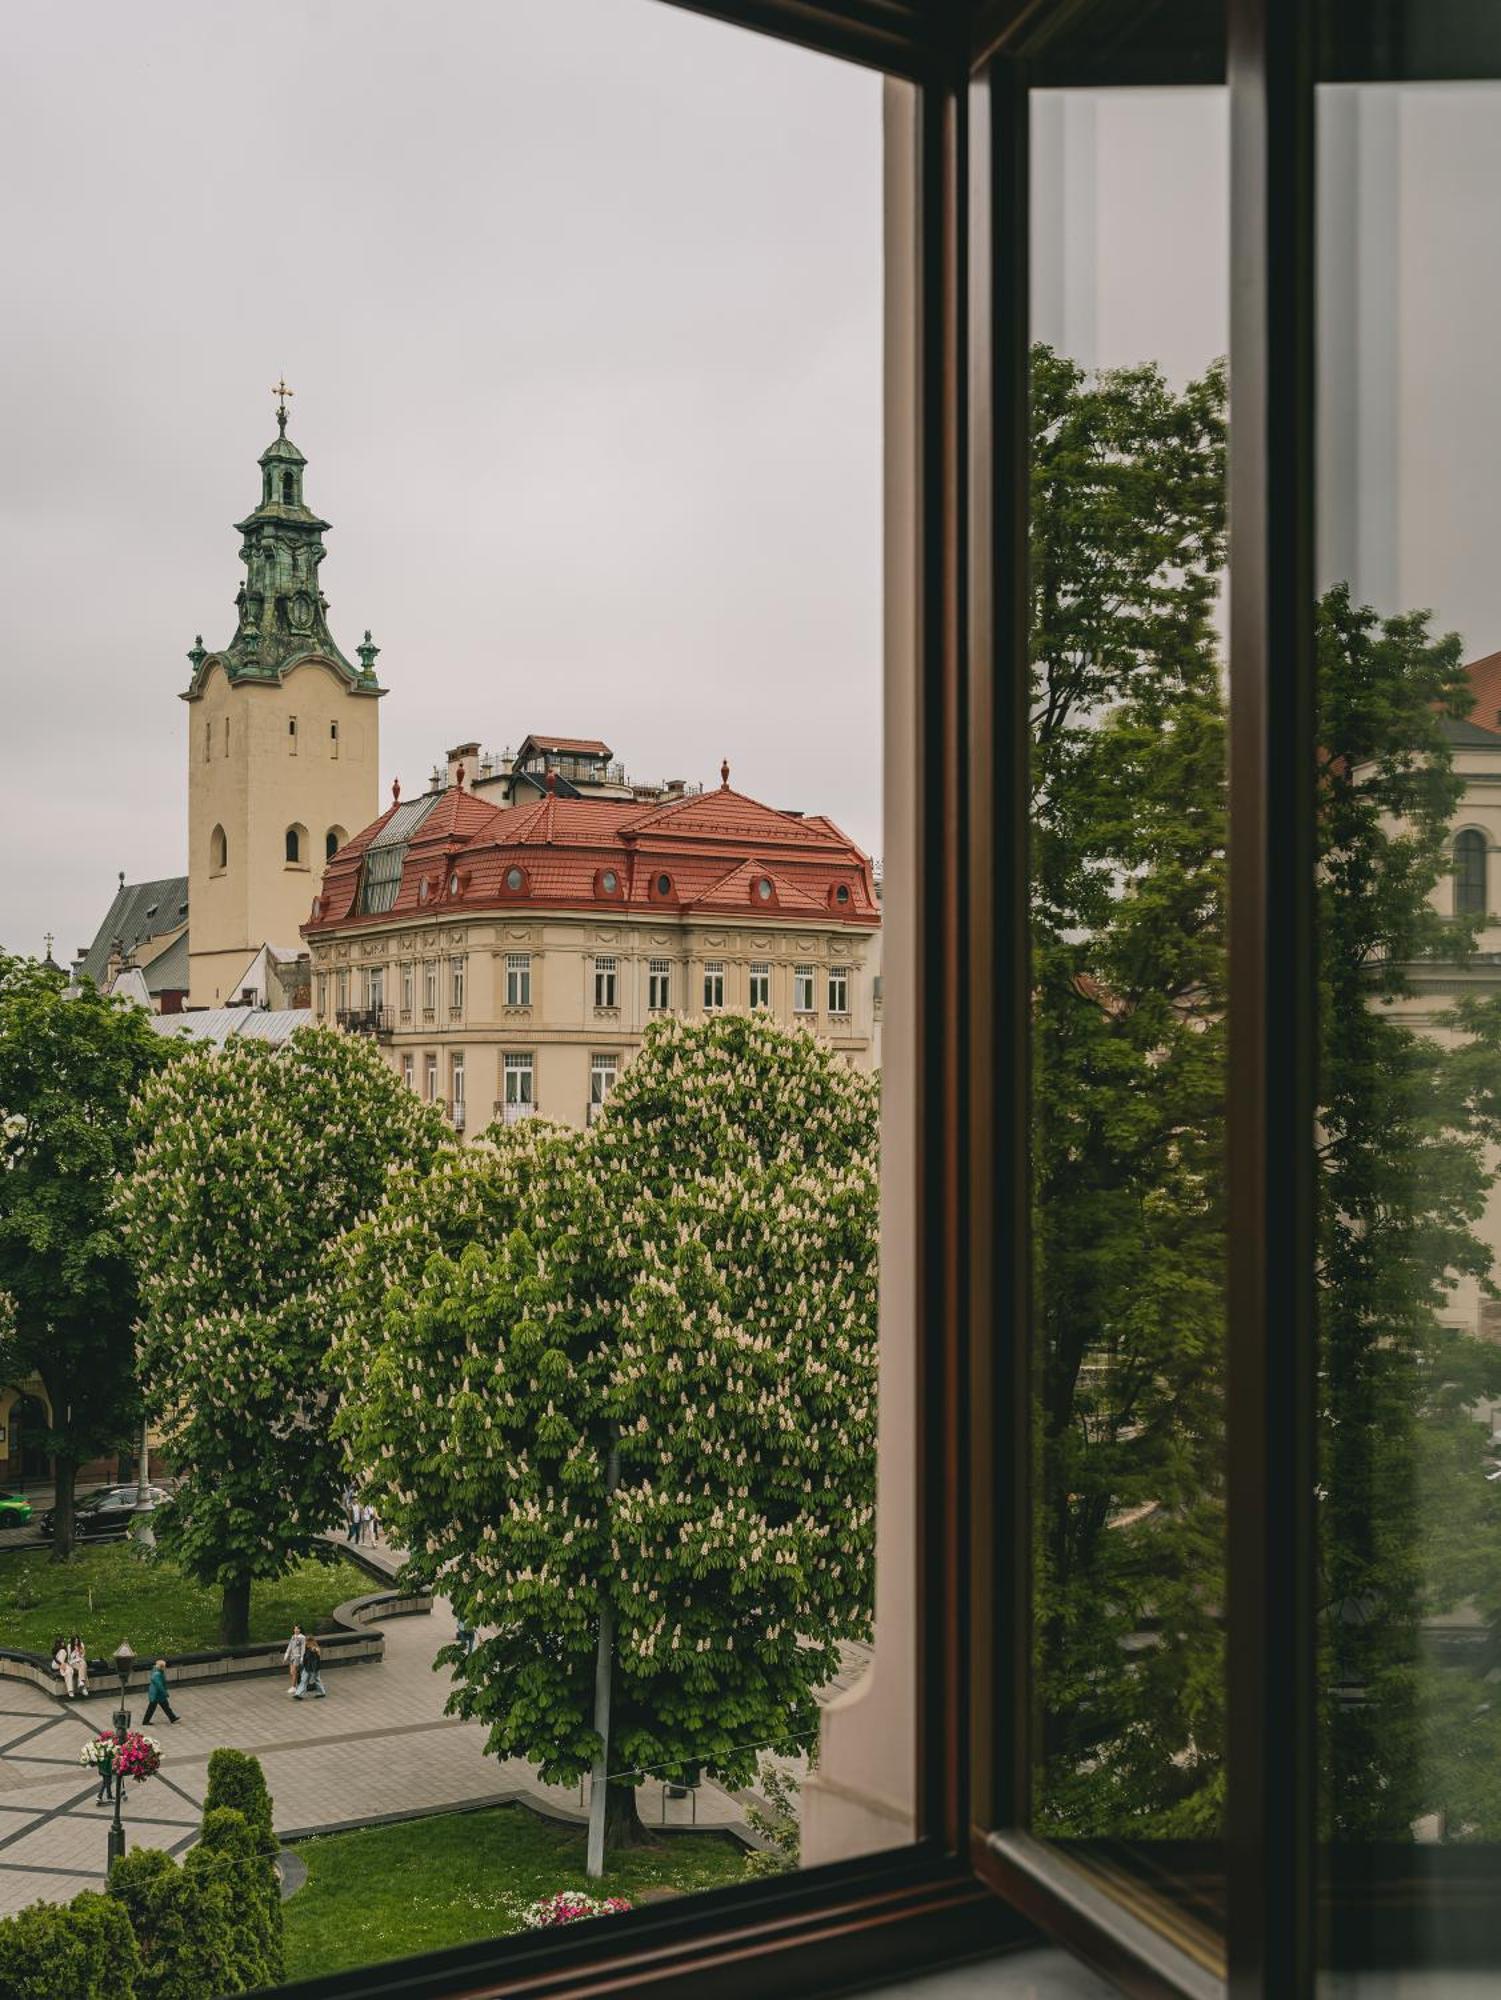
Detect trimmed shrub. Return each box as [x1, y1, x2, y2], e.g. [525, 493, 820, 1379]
[0, 1891, 141, 1998]
[109, 1846, 241, 1999]
[192, 1806, 283, 1989]
[203, 1748, 274, 1843]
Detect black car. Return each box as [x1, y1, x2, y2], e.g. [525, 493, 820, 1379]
[39, 1484, 172, 1540]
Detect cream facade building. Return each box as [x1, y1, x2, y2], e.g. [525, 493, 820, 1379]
[306, 770, 880, 1131]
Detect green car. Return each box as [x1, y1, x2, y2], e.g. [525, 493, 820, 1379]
[0, 1492, 34, 1528]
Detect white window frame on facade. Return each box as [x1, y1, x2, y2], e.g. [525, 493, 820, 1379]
[400, 962, 414, 1017]
[749, 961, 771, 1009]
[366, 966, 384, 1013]
[424, 1056, 438, 1104]
[505, 952, 531, 1008]
[828, 966, 850, 1015]
[330, 718, 340, 758]
[703, 961, 726, 1011]
[648, 957, 672, 1011]
[401, 1053, 414, 1093]
[336, 968, 349, 1013]
[794, 964, 816, 1014]
[589, 1052, 619, 1120]
[451, 955, 467, 1016]
[315, 972, 327, 1018]
[594, 955, 618, 1009]
[450, 1054, 466, 1131]
[423, 961, 437, 1015]
[503, 1051, 535, 1121]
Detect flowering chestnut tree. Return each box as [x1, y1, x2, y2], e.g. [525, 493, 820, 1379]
[119, 1027, 446, 1642]
[335, 1014, 878, 1848]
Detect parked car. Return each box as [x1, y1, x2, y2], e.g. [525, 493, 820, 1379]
[39, 1484, 172, 1541]
[0, 1491, 33, 1528]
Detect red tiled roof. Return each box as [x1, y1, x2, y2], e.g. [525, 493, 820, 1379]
[307, 780, 878, 936]
[518, 733, 612, 757]
[1465, 651, 1501, 735]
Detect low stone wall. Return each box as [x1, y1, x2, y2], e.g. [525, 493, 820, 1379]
[0, 1580, 431, 1702]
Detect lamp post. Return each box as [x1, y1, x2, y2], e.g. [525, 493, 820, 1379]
[106, 1639, 134, 1873]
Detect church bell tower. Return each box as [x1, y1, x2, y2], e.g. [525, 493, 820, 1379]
[183, 384, 384, 1007]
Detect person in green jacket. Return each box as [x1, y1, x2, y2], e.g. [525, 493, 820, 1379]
[141, 1657, 179, 1726]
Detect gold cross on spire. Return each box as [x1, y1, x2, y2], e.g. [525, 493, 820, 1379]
[271, 377, 294, 433]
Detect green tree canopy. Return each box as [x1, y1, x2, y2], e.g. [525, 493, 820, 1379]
[118, 1026, 446, 1641]
[0, 955, 174, 1557]
[335, 1014, 878, 1848]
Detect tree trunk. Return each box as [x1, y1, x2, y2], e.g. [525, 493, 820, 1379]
[49, 1458, 77, 1564]
[604, 1780, 650, 1850]
[220, 1574, 252, 1646]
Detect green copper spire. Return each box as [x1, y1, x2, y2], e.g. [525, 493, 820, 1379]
[182, 387, 384, 702]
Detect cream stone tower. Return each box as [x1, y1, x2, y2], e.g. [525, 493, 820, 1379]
[183, 386, 384, 1006]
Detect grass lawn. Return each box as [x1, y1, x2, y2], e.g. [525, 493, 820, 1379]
[0, 1542, 371, 1658]
[282, 1803, 754, 1982]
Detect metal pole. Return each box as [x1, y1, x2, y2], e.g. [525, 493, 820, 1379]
[584, 1435, 620, 1880]
[136, 1413, 149, 1506]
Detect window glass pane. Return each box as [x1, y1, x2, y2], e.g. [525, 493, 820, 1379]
[1029, 44, 1228, 1947]
[1317, 28, 1501, 1979]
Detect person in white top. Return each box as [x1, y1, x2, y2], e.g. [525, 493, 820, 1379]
[51, 1637, 75, 1697]
[68, 1635, 90, 1698]
[283, 1624, 306, 1690]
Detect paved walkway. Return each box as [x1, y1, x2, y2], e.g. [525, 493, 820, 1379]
[0, 1551, 865, 1914]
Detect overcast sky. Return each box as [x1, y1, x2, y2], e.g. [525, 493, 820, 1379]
[0, 1, 882, 965]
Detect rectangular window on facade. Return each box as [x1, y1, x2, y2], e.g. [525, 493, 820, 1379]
[289, 715, 298, 753]
[203, 719, 210, 763]
[749, 962, 771, 1009]
[223, 716, 230, 757]
[703, 961, 725, 1010]
[424, 1057, 437, 1104]
[451, 956, 467, 1015]
[450, 1056, 465, 1130]
[336, 968, 349, 1013]
[648, 958, 671, 1010]
[594, 955, 617, 1009]
[504, 952, 530, 1007]
[330, 719, 339, 758]
[366, 966, 384, 1013]
[401, 1053, 413, 1094]
[423, 961, 437, 1015]
[588, 1052, 618, 1123]
[503, 1051, 534, 1121]
[828, 966, 850, 1015]
[400, 963, 413, 1017]
[315, 973, 327, 1017]
[793, 964, 816, 1013]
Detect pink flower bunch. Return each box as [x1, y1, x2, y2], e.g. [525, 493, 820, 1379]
[110, 1730, 162, 1783]
[521, 1891, 632, 1928]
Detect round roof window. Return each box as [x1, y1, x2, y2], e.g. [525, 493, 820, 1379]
[756, 877, 774, 902]
[418, 878, 430, 905]
[506, 866, 525, 892]
[448, 872, 460, 896]
[835, 883, 850, 904]
[601, 868, 619, 894]
[656, 873, 672, 897]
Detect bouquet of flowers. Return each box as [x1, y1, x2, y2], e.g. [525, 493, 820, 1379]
[78, 1730, 161, 1783]
[519, 1891, 633, 1929]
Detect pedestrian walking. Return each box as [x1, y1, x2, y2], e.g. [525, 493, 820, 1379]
[293, 1638, 326, 1699]
[94, 1733, 116, 1806]
[283, 1623, 306, 1691]
[344, 1486, 360, 1543]
[361, 1501, 378, 1544]
[50, 1637, 75, 1698]
[141, 1657, 179, 1726]
[68, 1635, 90, 1698]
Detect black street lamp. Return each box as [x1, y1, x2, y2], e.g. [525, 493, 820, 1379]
[106, 1639, 134, 1873]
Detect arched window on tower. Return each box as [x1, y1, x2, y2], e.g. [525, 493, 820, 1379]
[282, 470, 295, 504]
[210, 825, 227, 875]
[1455, 828, 1488, 917]
[326, 826, 346, 861]
[285, 824, 307, 867]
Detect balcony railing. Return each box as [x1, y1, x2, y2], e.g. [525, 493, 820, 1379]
[336, 1007, 394, 1039]
[498, 1100, 536, 1124]
[451, 1100, 467, 1132]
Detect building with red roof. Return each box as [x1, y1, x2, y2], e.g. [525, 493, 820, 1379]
[305, 757, 881, 1131]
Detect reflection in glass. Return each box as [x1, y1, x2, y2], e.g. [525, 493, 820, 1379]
[1318, 64, 1501, 1981]
[1029, 79, 1228, 1940]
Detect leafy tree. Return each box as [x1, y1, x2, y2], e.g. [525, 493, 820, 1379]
[107, 1847, 238, 2000]
[203, 1747, 275, 1843]
[1029, 349, 1229, 1834]
[193, 1808, 283, 1990]
[0, 954, 173, 1558]
[118, 1027, 445, 1641]
[0, 1891, 141, 1999]
[335, 1013, 878, 1851]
